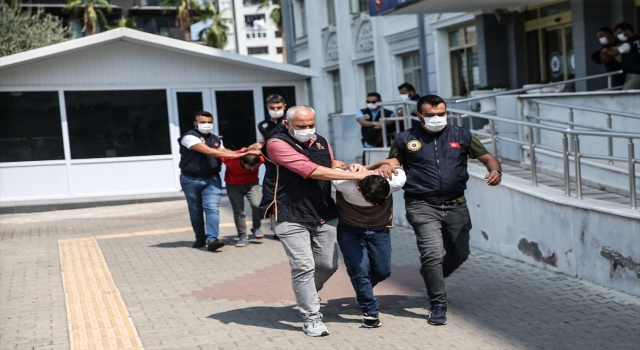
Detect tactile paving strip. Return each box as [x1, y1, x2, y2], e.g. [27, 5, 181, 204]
[59, 237, 144, 350]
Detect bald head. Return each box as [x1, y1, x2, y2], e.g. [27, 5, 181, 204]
[284, 105, 316, 131]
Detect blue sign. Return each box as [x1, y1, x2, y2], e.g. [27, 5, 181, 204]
[368, 0, 422, 17]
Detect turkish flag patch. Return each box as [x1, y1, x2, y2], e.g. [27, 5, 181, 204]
[449, 142, 461, 149]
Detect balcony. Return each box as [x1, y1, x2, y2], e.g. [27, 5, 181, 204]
[20, 0, 112, 4]
[133, 0, 165, 7]
[371, 0, 546, 15]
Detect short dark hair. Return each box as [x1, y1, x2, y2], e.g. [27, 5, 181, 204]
[397, 83, 416, 92]
[597, 27, 613, 35]
[195, 111, 213, 121]
[266, 94, 286, 105]
[367, 92, 382, 101]
[241, 153, 261, 166]
[614, 22, 634, 33]
[417, 94, 447, 114]
[360, 175, 390, 206]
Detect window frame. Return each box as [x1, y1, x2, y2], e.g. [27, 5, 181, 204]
[400, 51, 422, 96]
[447, 24, 478, 97]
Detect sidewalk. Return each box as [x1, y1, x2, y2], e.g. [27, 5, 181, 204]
[1, 199, 639, 349]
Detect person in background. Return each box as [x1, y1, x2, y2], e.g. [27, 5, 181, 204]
[220, 153, 265, 247]
[397, 82, 420, 103]
[356, 92, 395, 149]
[179, 111, 256, 252]
[331, 167, 406, 328]
[606, 22, 640, 90]
[591, 27, 625, 87]
[249, 94, 288, 150]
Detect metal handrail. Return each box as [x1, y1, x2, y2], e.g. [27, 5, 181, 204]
[453, 70, 624, 104]
[373, 101, 418, 148]
[529, 99, 640, 120]
[447, 107, 639, 209]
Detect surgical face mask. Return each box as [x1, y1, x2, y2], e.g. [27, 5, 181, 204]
[400, 94, 409, 101]
[289, 127, 315, 142]
[367, 103, 378, 110]
[419, 114, 447, 132]
[617, 33, 628, 42]
[268, 109, 284, 119]
[599, 37, 609, 45]
[197, 123, 214, 134]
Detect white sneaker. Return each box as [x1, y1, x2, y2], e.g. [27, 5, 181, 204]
[302, 313, 329, 337]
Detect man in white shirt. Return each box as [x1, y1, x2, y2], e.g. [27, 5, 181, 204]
[331, 167, 406, 328]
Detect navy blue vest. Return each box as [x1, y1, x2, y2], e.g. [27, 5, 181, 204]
[395, 125, 472, 203]
[178, 129, 222, 178]
[257, 117, 287, 141]
[259, 132, 338, 223]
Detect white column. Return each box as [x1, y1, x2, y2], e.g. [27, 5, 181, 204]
[304, 0, 330, 135]
[334, 0, 357, 114]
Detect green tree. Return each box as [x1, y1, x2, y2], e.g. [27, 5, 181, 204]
[108, 16, 137, 30]
[257, 0, 285, 61]
[196, 3, 232, 49]
[161, 0, 201, 42]
[63, 0, 113, 36]
[0, 6, 70, 57]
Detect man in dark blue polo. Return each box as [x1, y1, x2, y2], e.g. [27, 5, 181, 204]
[374, 95, 502, 326]
[178, 111, 255, 251]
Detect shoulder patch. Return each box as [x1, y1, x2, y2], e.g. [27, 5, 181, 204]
[262, 123, 269, 128]
[407, 140, 422, 151]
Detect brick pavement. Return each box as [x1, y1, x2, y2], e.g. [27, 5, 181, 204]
[1, 199, 639, 349]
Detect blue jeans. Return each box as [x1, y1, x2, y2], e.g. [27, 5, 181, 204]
[180, 174, 222, 243]
[337, 222, 392, 315]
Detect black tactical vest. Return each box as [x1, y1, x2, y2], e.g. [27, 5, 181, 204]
[620, 35, 640, 74]
[360, 108, 395, 146]
[178, 129, 222, 178]
[395, 124, 472, 204]
[257, 117, 287, 141]
[259, 132, 338, 223]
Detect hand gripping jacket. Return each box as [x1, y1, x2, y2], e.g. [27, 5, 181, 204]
[394, 124, 472, 204]
[259, 132, 338, 223]
[178, 129, 222, 178]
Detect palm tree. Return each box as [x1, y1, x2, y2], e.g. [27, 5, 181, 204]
[161, 0, 201, 42]
[64, 0, 112, 36]
[108, 16, 136, 30]
[257, 0, 285, 61]
[196, 3, 232, 49]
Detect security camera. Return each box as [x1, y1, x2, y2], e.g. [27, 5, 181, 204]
[494, 9, 507, 24]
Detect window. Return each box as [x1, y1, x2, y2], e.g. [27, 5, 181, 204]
[294, 0, 307, 38]
[401, 52, 422, 95]
[363, 62, 376, 94]
[349, 0, 368, 14]
[275, 30, 282, 38]
[276, 47, 283, 54]
[245, 14, 266, 28]
[243, 0, 262, 5]
[246, 30, 267, 39]
[64, 90, 171, 159]
[331, 70, 342, 113]
[141, 17, 172, 37]
[248, 46, 269, 54]
[449, 25, 478, 96]
[0, 91, 65, 163]
[326, 0, 336, 26]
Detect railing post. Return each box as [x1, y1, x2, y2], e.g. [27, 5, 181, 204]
[574, 135, 583, 199]
[490, 120, 497, 157]
[563, 133, 571, 197]
[403, 104, 410, 131]
[608, 75, 612, 89]
[607, 113, 614, 164]
[457, 114, 463, 127]
[568, 108, 574, 152]
[381, 115, 388, 148]
[629, 139, 637, 209]
[534, 102, 541, 144]
[528, 127, 538, 186]
[468, 101, 474, 130]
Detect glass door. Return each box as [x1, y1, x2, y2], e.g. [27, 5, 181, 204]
[544, 24, 573, 82]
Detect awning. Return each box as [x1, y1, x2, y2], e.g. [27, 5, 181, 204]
[369, 0, 552, 16]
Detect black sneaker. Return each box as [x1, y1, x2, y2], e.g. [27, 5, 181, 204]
[192, 239, 206, 248]
[362, 313, 382, 328]
[207, 239, 225, 251]
[427, 305, 447, 325]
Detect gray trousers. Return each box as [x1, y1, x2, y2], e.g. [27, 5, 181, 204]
[274, 219, 339, 316]
[226, 182, 262, 238]
[405, 201, 472, 306]
[623, 73, 640, 90]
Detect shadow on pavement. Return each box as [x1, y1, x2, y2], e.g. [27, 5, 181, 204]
[150, 241, 194, 248]
[207, 305, 301, 332]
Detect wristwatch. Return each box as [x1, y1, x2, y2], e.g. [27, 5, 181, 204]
[492, 170, 502, 176]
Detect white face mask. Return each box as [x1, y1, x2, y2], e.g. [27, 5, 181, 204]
[289, 128, 315, 142]
[268, 109, 284, 119]
[420, 114, 447, 132]
[617, 33, 628, 42]
[367, 103, 378, 110]
[197, 123, 214, 134]
[599, 37, 609, 45]
[400, 94, 409, 101]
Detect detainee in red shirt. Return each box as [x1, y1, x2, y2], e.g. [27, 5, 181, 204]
[220, 153, 265, 247]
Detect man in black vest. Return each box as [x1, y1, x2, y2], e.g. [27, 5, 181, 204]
[248, 94, 288, 150]
[356, 92, 395, 148]
[370, 95, 502, 326]
[260, 105, 368, 337]
[591, 27, 625, 87]
[179, 111, 256, 251]
[606, 23, 640, 90]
